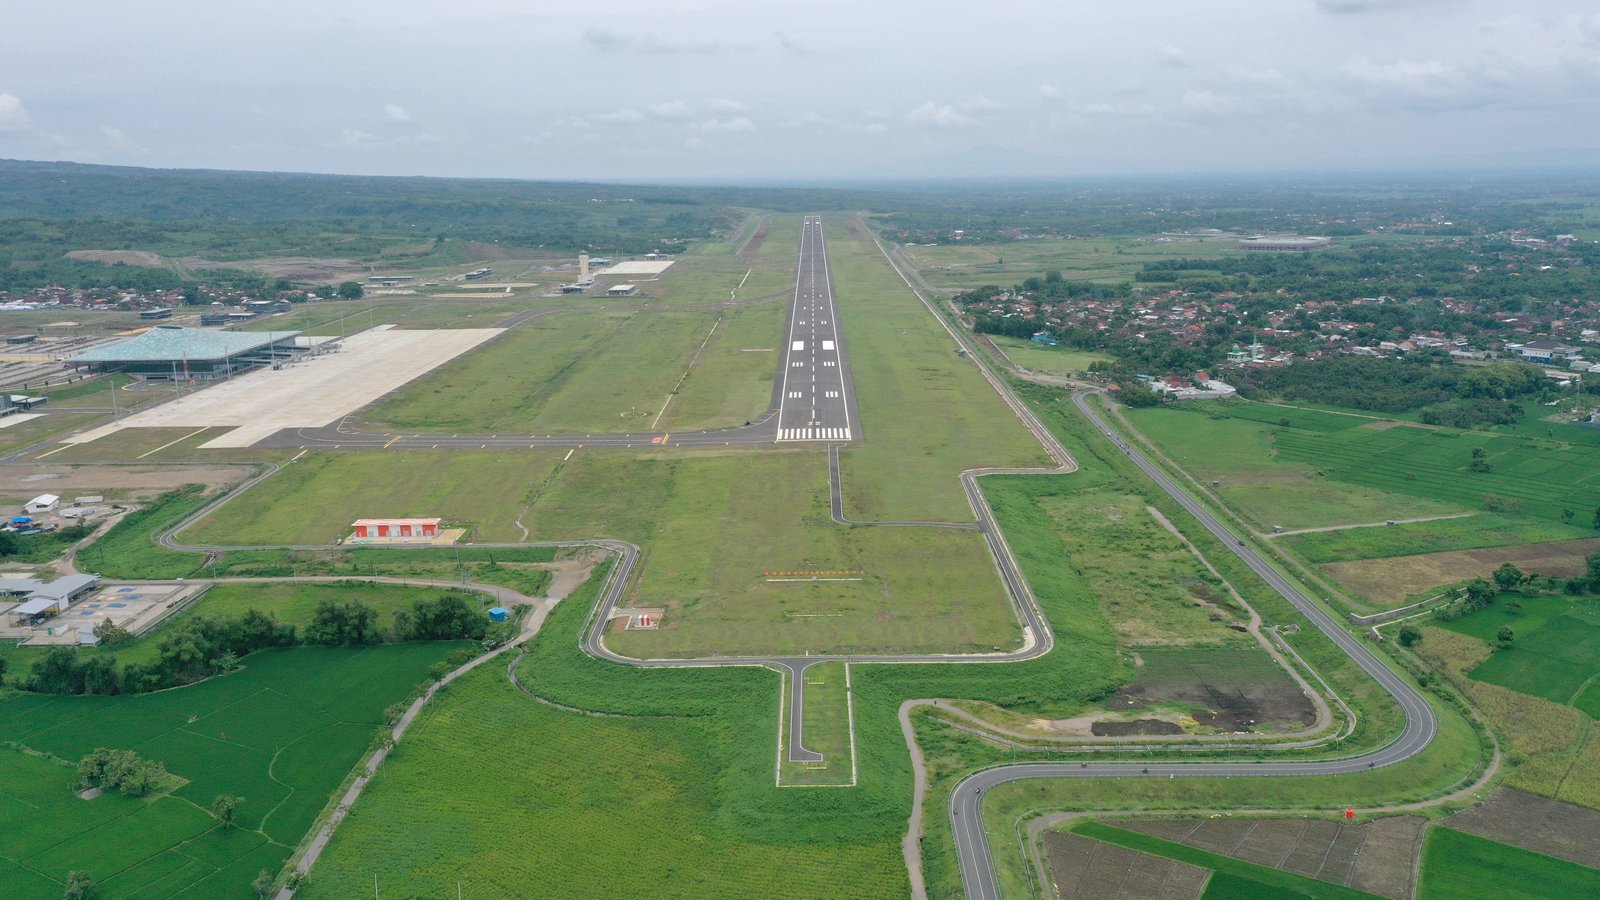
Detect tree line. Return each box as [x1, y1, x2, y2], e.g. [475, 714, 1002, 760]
[17, 592, 503, 696]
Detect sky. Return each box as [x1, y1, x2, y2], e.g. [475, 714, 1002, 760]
[2, 0, 1598, 182]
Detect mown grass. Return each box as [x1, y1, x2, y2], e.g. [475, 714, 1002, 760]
[1071, 820, 1378, 899]
[901, 236, 1233, 290]
[187, 451, 566, 545]
[1419, 827, 1600, 899]
[827, 219, 1049, 522]
[0, 643, 461, 898]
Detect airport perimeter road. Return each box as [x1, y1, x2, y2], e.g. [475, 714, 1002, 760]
[774, 215, 857, 442]
[948, 391, 1438, 900]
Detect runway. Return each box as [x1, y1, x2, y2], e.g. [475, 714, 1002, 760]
[250, 215, 857, 451]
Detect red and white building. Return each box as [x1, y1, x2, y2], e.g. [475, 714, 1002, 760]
[350, 518, 442, 542]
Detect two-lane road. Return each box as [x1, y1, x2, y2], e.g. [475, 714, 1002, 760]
[949, 391, 1438, 900]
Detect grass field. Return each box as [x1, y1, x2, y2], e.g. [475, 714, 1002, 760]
[1034, 486, 1253, 647]
[655, 297, 783, 431]
[1418, 827, 1600, 899]
[0, 643, 461, 898]
[901, 236, 1234, 291]
[302, 576, 911, 899]
[1069, 821, 1378, 899]
[187, 451, 566, 544]
[778, 661, 856, 786]
[183, 446, 1020, 657]
[988, 335, 1112, 374]
[1123, 404, 1466, 532]
[1281, 513, 1594, 563]
[827, 219, 1049, 523]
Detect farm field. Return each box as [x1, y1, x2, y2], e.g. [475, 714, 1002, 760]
[1321, 538, 1600, 606]
[1065, 820, 1382, 899]
[0, 643, 461, 899]
[1417, 827, 1600, 900]
[1122, 403, 1465, 531]
[1113, 816, 1424, 899]
[1439, 595, 1600, 710]
[987, 335, 1112, 374]
[899, 235, 1234, 291]
[826, 219, 1049, 523]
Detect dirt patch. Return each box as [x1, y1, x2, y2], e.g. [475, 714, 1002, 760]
[1120, 816, 1425, 899]
[1324, 538, 1600, 605]
[1443, 787, 1600, 868]
[1107, 649, 1318, 733]
[1091, 718, 1184, 736]
[738, 221, 770, 260]
[66, 249, 170, 268]
[177, 255, 368, 285]
[0, 464, 248, 500]
[1043, 831, 1208, 900]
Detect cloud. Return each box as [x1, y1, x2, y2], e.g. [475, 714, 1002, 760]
[775, 32, 810, 55]
[905, 95, 1005, 128]
[336, 129, 379, 148]
[0, 93, 34, 134]
[1343, 57, 1481, 108]
[648, 100, 693, 121]
[1039, 84, 1063, 101]
[701, 116, 755, 133]
[384, 103, 413, 124]
[1313, 0, 1451, 13]
[704, 97, 746, 114]
[100, 124, 131, 149]
[580, 27, 748, 55]
[590, 108, 647, 126]
[1158, 46, 1192, 68]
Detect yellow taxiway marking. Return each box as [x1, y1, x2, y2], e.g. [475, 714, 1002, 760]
[383, 435, 402, 449]
[34, 443, 72, 460]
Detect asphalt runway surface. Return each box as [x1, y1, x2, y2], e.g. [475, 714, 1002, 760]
[946, 391, 1439, 900]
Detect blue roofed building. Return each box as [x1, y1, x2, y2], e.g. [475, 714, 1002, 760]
[68, 326, 303, 380]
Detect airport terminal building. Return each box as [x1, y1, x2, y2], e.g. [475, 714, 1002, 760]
[68, 326, 304, 380]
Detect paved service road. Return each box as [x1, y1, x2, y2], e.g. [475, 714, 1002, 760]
[947, 391, 1439, 900]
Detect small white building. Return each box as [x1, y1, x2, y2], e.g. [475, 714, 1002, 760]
[606, 284, 637, 297]
[25, 494, 59, 514]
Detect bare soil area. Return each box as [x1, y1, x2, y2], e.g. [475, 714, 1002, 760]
[1043, 831, 1209, 900]
[1442, 787, 1600, 869]
[0, 464, 247, 500]
[180, 255, 367, 285]
[1324, 538, 1600, 605]
[66, 249, 171, 268]
[738, 220, 770, 260]
[1109, 654, 1318, 733]
[1121, 816, 1425, 899]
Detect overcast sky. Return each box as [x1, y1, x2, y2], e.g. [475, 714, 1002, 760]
[2, 0, 1597, 182]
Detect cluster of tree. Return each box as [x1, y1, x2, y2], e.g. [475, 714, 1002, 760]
[1419, 398, 1525, 429]
[24, 593, 496, 696]
[76, 747, 169, 797]
[27, 609, 296, 696]
[1233, 356, 1549, 414]
[395, 594, 489, 641]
